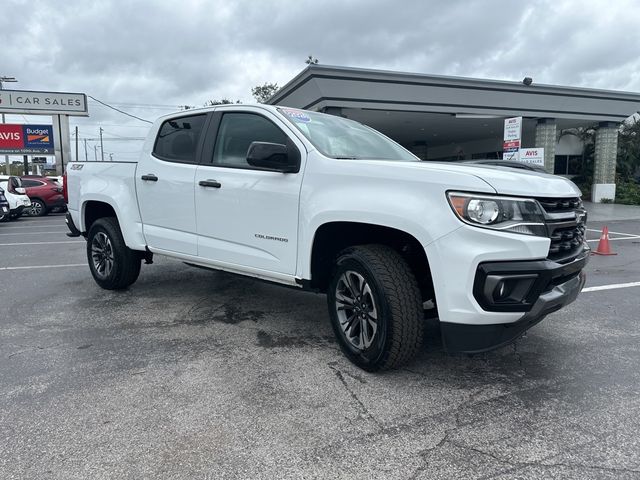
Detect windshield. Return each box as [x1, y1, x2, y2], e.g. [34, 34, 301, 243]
[278, 108, 418, 161]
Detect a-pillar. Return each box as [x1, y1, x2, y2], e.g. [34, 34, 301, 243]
[534, 118, 557, 173]
[592, 122, 619, 203]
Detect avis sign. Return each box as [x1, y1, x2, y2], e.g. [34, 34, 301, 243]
[519, 148, 545, 167]
[503, 117, 522, 161]
[0, 124, 55, 154]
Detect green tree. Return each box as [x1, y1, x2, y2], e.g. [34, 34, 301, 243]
[204, 98, 241, 106]
[617, 116, 640, 180]
[251, 83, 279, 103]
[558, 126, 596, 197]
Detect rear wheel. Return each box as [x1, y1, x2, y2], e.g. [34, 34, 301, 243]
[28, 199, 47, 216]
[87, 217, 141, 290]
[327, 245, 424, 371]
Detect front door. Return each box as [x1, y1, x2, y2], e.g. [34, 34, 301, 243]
[136, 113, 208, 256]
[194, 110, 304, 275]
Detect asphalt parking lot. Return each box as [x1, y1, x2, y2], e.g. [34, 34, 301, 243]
[1, 211, 639, 479]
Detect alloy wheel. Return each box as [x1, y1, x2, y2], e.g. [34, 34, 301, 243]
[29, 201, 44, 216]
[334, 270, 379, 350]
[91, 231, 114, 278]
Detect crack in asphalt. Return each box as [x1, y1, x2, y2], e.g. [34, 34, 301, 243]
[5, 343, 62, 358]
[406, 385, 640, 479]
[328, 363, 382, 429]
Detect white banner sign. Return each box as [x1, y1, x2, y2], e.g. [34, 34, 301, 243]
[503, 116, 522, 142]
[519, 147, 545, 166]
[0, 89, 88, 116]
[503, 149, 519, 162]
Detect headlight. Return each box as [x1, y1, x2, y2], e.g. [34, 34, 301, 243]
[447, 192, 547, 236]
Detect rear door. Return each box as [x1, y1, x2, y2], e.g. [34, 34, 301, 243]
[136, 113, 209, 256]
[194, 109, 305, 275]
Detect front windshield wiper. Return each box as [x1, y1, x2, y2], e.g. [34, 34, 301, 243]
[332, 156, 359, 159]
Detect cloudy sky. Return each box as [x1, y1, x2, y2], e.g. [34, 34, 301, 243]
[2, 0, 640, 161]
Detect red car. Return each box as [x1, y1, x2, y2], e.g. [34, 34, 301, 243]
[20, 175, 65, 216]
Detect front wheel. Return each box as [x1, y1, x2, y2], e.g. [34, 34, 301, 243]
[87, 217, 141, 290]
[327, 245, 424, 371]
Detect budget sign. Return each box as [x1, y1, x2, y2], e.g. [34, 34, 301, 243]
[0, 124, 54, 154]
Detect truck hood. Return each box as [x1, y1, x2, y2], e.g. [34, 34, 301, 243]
[357, 160, 582, 198]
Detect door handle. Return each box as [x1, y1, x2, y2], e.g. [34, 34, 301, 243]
[141, 174, 158, 182]
[199, 179, 222, 188]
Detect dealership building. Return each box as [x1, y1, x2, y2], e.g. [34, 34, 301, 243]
[269, 65, 640, 202]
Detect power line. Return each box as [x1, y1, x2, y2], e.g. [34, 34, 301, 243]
[87, 95, 153, 124]
[71, 123, 151, 128]
[78, 137, 145, 141]
[87, 100, 181, 109]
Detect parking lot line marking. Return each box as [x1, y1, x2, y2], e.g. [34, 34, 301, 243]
[0, 263, 86, 271]
[586, 228, 639, 237]
[0, 224, 67, 229]
[583, 281, 640, 292]
[0, 241, 84, 246]
[586, 237, 640, 243]
[0, 231, 74, 235]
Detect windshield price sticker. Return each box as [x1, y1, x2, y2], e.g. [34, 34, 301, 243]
[282, 109, 311, 122]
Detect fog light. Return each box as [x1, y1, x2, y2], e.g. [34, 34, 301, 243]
[485, 274, 539, 305]
[494, 280, 508, 301]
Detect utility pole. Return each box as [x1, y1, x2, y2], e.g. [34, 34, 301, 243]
[84, 139, 88, 161]
[75, 126, 79, 162]
[94, 144, 98, 161]
[99, 127, 105, 161]
[0, 75, 18, 178]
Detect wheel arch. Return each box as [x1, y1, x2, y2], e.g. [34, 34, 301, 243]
[308, 221, 435, 302]
[83, 200, 118, 233]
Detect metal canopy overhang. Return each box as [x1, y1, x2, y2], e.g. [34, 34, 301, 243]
[269, 65, 640, 123]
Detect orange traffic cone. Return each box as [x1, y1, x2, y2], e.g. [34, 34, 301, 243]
[592, 226, 617, 255]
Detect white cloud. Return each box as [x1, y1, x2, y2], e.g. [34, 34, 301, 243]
[1, 0, 639, 161]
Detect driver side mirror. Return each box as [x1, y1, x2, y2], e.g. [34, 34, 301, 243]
[246, 141, 300, 173]
[15, 187, 26, 194]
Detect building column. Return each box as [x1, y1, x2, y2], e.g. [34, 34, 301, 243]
[411, 141, 427, 160]
[534, 118, 557, 173]
[592, 122, 619, 203]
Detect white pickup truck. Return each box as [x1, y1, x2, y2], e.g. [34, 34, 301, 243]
[66, 104, 589, 371]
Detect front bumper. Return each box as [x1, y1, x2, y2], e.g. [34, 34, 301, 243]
[441, 248, 589, 353]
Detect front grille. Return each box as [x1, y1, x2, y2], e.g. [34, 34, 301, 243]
[548, 224, 586, 258]
[536, 197, 582, 213]
[535, 197, 586, 263]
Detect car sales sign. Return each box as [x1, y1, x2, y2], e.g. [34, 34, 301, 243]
[0, 124, 55, 154]
[0, 89, 88, 115]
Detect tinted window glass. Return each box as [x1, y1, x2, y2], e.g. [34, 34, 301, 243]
[153, 114, 206, 163]
[21, 179, 42, 187]
[213, 113, 287, 168]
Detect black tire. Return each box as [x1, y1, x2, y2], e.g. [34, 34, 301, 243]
[327, 244, 424, 371]
[87, 217, 141, 290]
[29, 199, 47, 217]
